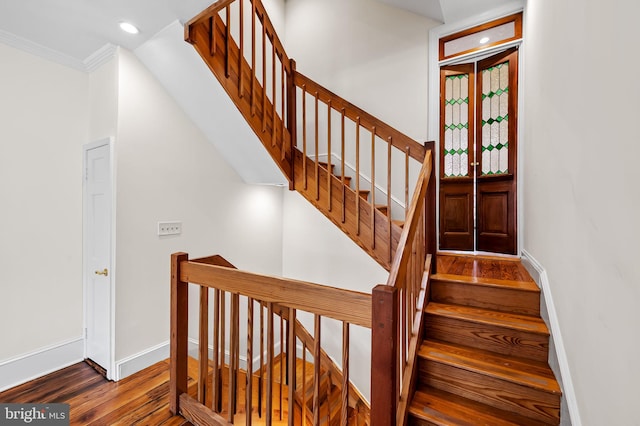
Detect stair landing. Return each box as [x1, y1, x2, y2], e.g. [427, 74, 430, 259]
[436, 253, 534, 282]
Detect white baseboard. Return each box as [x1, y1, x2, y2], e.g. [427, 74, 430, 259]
[115, 338, 284, 382]
[115, 340, 170, 381]
[521, 250, 582, 426]
[0, 337, 84, 392]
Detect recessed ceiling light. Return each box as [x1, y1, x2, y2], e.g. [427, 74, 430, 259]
[479, 36, 490, 44]
[119, 22, 139, 34]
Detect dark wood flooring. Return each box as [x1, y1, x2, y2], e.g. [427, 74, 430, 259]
[0, 359, 192, 425]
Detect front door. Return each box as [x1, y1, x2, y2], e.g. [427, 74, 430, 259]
[84, 140, 113, 377]
[439, 48, 518, 254]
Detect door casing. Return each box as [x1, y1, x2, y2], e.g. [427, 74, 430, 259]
[428, 5, 525, 256]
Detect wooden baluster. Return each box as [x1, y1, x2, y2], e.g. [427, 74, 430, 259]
[170, 253, 188, 415]
[302, 85, 308, 190]
[327, 100, 332, 212]
[212, 289, 221, 412]
[246, 297, 254, 426]
[225, 6, 231, 78]
[220, 291, 227, 406]
[271, 42, 276, 148]
[388, 136, 393, 263]
[312, 315, 321, 426]
[261, 21, 266, 133]
[341, 322, 350, 426]
[287, 309, 297, 426]
[315, 92, 320, 201]
[238, 0, 244, 98]
[405, 147, 410, 220]
[279, 313, 284, 420]
[281, 59, 286, 161]
[356, 118, 361, 235]
[371, 128, 376, 250]
[302, 345, 307, 426]
[198, 286, 209, 405]
[228, 293, 239, 422]
[209, 16, 216, 56]
[327, 371, 332, 425]
[259, 302, 264, 418]
[266, 303, 274, 425]
[251, 1, 256, 116]
[341, 109, 346, 223]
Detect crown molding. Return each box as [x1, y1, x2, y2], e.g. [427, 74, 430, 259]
[84, 43, 118, 72]
[0, 29, 117, 73]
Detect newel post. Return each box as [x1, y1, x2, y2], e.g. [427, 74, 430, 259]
[371, 284, 399, 426]
[424, 141, 437, 273]
[170, 252, 189, 415]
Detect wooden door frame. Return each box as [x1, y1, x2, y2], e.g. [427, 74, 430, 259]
[82, 137, 116, 380]
[427, 3, 525, 255]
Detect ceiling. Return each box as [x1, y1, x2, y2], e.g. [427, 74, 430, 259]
[0, 0, 518, 69]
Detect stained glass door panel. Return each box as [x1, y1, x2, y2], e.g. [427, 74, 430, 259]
[439, 64, 474, 251]
[476, 48, 518, 254]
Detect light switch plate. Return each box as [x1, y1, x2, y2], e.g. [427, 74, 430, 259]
[158, 221, 182, 236]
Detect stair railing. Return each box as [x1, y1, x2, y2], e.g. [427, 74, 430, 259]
[170, 253, 372, 425]
[186, 0, 427, 270]
[371, 142, 436, 426]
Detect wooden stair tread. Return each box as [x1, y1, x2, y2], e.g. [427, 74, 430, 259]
[425, 303, 549, 335]
[392, 220, 404, 228]
[409, 387, 551, 426]
[419, 340, 561, 394]
[430, 273, 539, 292]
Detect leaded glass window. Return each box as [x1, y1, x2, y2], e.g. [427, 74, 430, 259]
[443, 74, 469, 178]
[481, 62, 509, 175]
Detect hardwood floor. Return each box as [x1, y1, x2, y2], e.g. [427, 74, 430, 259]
[437, 253, 534, 282]
[0, 359, 192, 425]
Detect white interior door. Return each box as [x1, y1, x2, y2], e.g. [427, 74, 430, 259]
[84, 139, 113, 376]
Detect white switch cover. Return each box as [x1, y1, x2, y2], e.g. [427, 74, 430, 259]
[158, 221, 182, 236]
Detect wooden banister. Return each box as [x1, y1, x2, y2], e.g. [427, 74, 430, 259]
[170, 252, 373, 425]
[294, 72, 426, 161]
[181, 259, 371, 328]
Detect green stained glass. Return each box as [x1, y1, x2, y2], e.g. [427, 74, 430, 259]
[443, 73, 470, 177]
[481, 62, 509, 176]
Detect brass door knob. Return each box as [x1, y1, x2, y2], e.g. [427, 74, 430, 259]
[95, 268, 109, 277]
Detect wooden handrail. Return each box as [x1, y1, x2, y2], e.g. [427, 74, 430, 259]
[294, 72, 426, 162]
[181, 258, 371, 328]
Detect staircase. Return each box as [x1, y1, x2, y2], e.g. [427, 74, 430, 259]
[174, 1, 562, 425]
[408, 258, 561, 425]
[184, 0, 428, 271]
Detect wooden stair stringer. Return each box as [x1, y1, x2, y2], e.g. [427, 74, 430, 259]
[293, 149, 402, 271]
[186, 13, 293, 182]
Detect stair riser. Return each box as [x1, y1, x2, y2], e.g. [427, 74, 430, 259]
[418, 360, 560, 423]
[424, 315, 549, 362]
[430, 280, 540, 316]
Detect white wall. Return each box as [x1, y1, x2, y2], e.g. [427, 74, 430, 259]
[113, 49, 285, 362]
[0, 43, 88, 360]
[88, 54, 118, 142]
[522, 1, 640, 424]
[282, 190, 388, 399]
[285, 0, 438, 142]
